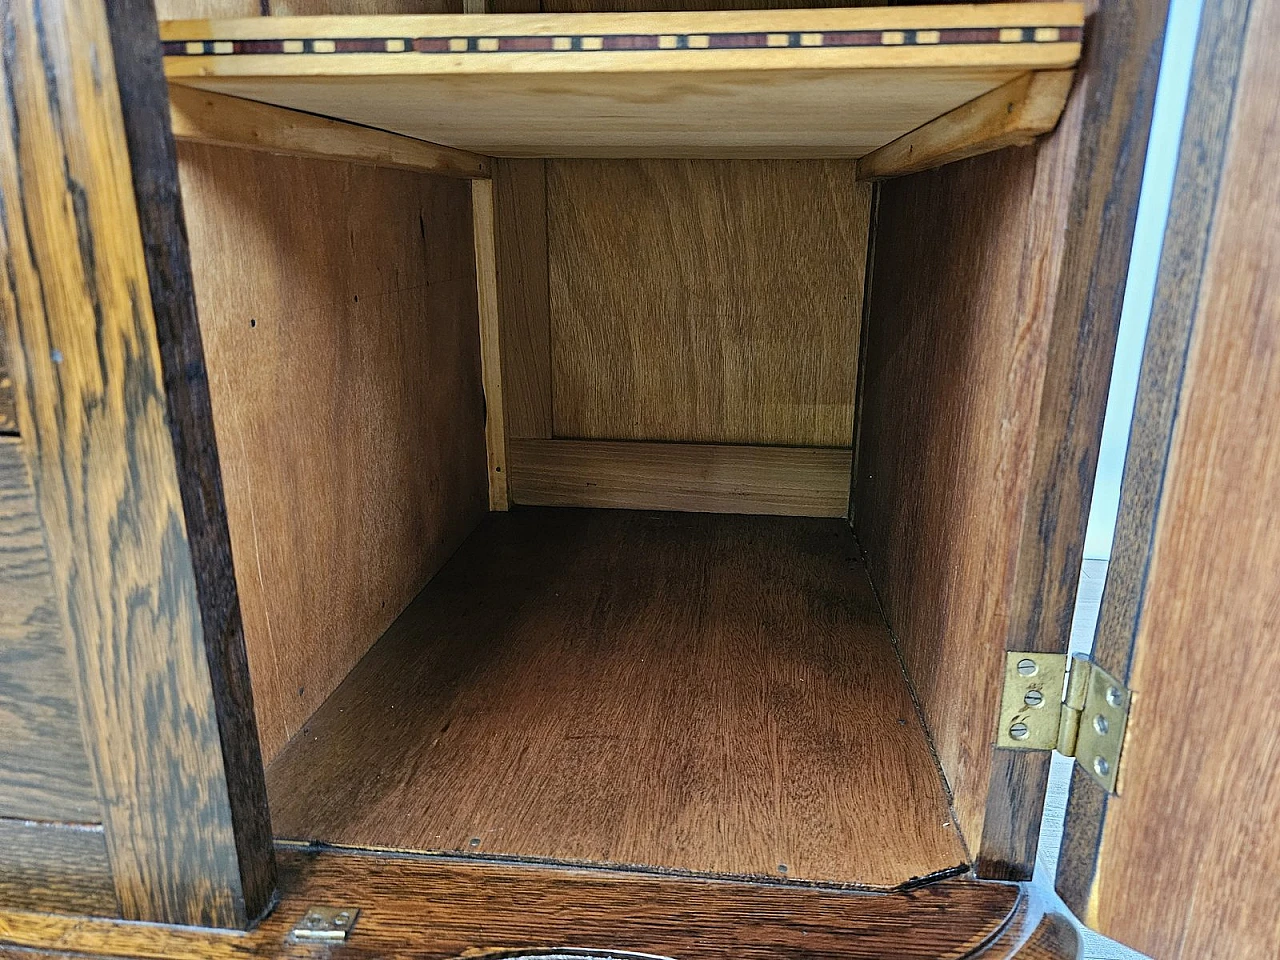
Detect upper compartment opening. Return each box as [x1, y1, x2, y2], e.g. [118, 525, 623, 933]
[160, 4, 1082, 164]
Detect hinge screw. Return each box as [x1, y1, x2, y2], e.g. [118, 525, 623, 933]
[1017, 659, 1038, 676]
[1093, 714, 1109, 735]
[1093, 756, 1111, 777]
[1105, 686, 1124, 708]
[1024, 689, 1044, 707]
[1009, 721, 1030, 740]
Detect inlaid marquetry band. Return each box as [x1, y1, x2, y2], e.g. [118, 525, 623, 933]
[163, 25, 1080, 57]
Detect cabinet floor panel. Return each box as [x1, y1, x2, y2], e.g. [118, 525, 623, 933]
[266, 508, 968, 889]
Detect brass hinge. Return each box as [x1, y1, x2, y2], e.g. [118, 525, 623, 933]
[290, 905, 360, 942]
[997, 652, 1131, 794]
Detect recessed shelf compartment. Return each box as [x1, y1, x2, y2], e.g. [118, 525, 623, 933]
[265, 508, 967, 890]
[161, 3, 1082, 160]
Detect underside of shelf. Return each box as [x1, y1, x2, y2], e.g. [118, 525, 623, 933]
[161, 4, 1082, 159]
[265, 509, 969, 890]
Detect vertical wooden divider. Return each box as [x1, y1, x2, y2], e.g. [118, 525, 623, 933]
[0, 0, 274, 927]
[474, 178, 510, 510]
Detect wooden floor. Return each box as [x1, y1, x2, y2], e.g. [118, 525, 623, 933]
[267, 509, 967, 889]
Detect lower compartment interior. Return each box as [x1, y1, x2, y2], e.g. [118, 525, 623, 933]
[265, 508, 968, 889]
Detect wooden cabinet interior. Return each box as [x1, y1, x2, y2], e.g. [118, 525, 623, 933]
[0, 0, 1170, 944]
[157, 0, 1106, 895]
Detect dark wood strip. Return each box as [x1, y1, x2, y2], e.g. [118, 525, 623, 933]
[0, 335, 15, 435]
[0, 846, 1023, 960]
[0, 0, 272, 927]
[0, 439, 99, 822]
[0, 818, 119, 917]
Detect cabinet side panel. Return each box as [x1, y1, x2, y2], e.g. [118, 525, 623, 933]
[855, 141, 1065, 859]
[178, 144, 489, 764]
[856, 0, 1167, 875]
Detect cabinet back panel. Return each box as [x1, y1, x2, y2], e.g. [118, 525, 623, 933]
[548, 159, 868, 447]
[179, 144, 489, 763]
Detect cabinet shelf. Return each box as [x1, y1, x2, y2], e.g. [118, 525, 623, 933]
[161, 3, 1082, 161]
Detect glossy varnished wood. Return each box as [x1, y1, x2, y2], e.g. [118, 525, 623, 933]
[268, 509, 967, 888]
[854, 0, 1169, 878]
[0, 819, 118, 917]
[0, 848, 1032, 960]
[0, 439, 97, 822]
[0, 0, 273, 925]
[1058, 0, 1280, 955]
[972, 885, 1080, 960]
[549, 159, 868, 447]
[177, 142, 489, 763]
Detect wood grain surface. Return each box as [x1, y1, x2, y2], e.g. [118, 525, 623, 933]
[494, 158, 552, 440]
[0, 819, 118, 917]
[0, 439, 98, 823]
[855, 141, 1069, 865]
[169, 85, 490, 179]
[973, 885, 1080, 960]
[855, 0, 1167, 880]
[160, 6, 1081, 159]
[177, 142, 489, 763]
[977, 0, 1170, 878]
[549, 159, 868, 446]
[108, 0, 280, 921]
[267, 509, 967, 888]
[1057, 0, 1280, 955]
[0, 0, 272, 925]
[857, 70, 1075, 181]
[0, 847, 1026, 960]
[508, 438, 851, 516]
[0, 337, 14, 435]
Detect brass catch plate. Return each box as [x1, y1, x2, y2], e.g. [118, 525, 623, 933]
[290, 905, 360, 942]
[1073, 662, 1130, 794]
[996, 652, 1067, 750]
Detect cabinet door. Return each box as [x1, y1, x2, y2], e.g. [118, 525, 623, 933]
[1056, 0, 1280, 955]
